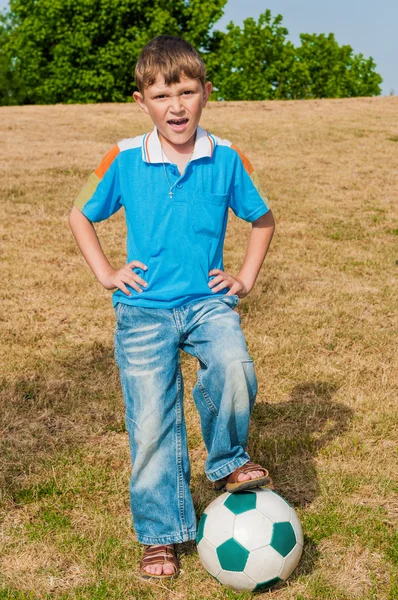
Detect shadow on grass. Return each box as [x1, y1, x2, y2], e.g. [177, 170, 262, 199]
[3, 353, 351, 512]
[192, 382, 353, 511]
[250, 381, 353, 507]
[190, 381, 353, 573]
[0, 341, 124, 498]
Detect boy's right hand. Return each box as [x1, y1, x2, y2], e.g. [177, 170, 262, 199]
[101, 261, 148, 296]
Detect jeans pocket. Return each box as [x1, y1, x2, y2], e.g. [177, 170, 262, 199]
[219, 293, 239, 309]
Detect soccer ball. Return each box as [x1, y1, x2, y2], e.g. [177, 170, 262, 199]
[196, 488, 303, 592]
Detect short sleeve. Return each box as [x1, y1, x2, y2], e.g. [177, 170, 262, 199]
[228, 145, 269, 222]
[73, 145, 122, 222]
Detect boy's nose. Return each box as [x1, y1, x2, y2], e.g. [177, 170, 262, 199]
[169, 96, 183, 113]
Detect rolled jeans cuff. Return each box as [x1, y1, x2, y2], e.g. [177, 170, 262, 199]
[206, 454, 250, 482]
[137, 529, 198, 545]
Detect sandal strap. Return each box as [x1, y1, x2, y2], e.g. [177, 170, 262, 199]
[140, 544, 178, 572]
[227, 461, 269, 483]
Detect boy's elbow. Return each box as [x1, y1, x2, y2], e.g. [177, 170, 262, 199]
[253, 210, 275, 229]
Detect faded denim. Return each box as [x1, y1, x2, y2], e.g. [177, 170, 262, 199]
[114, 294, 258, 545]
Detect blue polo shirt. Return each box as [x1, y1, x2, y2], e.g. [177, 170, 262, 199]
[74, 125, 269, 308]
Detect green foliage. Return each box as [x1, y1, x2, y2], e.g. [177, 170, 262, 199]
[0, 12, 25, 105]
[206, 10, 309, 101]
[296, 32, 383, 98]
[0, 3, 382, 105]
[3, 0, 226, 104]
[207, 11, 382, 100]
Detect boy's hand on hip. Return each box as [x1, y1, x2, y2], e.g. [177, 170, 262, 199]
[101, 261, 148, 296]
[208, 269, 249, 298]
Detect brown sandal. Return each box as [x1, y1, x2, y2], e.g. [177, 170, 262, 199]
[139, 544, 180, 581]
[214, 461, 272, 493]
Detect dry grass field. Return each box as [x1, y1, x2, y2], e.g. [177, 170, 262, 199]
[1, 96, 397, 599]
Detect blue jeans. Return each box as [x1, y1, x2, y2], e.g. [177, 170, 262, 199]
[114, 294, 258, 545]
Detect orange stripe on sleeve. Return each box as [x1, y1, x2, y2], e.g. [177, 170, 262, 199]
[230, 144, 254, 176]
[94, 145, 120, 179]
[207, 132, 213, 157]
[145, 131, 152, 163]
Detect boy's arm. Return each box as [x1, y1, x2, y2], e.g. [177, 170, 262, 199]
[68, 205, 148, 296]
[209, 209, 275, 298]
[236, 210, 275, 296]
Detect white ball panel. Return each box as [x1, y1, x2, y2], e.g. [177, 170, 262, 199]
[204, 492, 229, 514]
[234, 509, 273, 551]
[278, 543, 303, 580]
[203, 505, 235, 547]
[289, 507, 304, 546]
[197, 537, 221, 578]
[217, 569, 256, 591]
[244, 544, 284, 583]
[255, 489, 291, 523]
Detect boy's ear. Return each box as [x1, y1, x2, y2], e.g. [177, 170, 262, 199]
[203, 81, 213, 106]
[133, 91, 149, 114]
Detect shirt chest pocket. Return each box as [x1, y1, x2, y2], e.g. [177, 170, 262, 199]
[192, 193, 229, 239]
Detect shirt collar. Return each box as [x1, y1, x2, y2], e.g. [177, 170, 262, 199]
[142, 125, 216, 164]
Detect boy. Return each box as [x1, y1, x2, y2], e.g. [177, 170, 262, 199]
[69, 35, 275, 581]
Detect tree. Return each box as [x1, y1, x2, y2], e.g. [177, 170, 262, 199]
[206, 10, 306, 101]
[1, 3, 382, 105]
[207, 11, 382, 100]
[296, 33, 382, 98]
[3, 0, 227, 104]
[0, 12, 25, 105]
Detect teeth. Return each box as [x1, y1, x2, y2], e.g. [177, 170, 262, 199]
[169, 119, 187, 124]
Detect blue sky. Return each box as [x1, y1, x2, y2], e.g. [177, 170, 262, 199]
[1, 0, 396, 95]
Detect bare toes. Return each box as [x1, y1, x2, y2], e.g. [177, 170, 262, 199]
[163, 563, 174, 574]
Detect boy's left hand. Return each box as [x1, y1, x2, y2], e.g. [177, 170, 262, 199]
[208, 269, 249, 298]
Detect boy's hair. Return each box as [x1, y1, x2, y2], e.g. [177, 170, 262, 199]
[135, 35, 206, 94]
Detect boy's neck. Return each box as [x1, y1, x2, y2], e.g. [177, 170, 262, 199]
[158, 129, 197, 174]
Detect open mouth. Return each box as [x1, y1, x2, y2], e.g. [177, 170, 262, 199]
[167, 118, 189, 130]
[167, 118, 189, 125]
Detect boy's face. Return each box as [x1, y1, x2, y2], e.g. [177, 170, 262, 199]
[133, 75, 212, 149]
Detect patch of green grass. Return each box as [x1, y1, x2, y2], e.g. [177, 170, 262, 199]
[388, 575, 398, 599]
[388, 136, 398, 142]
[25, 507, 71, 541]
[302, 500, 397, 570]
[302, 506, 342, 544]
[386, 228, 398, 236]
[95, 536, 125, 570]
[0, 591, 42, 600]
[386, 532, 398, 566]
[13, 480, 63, 505]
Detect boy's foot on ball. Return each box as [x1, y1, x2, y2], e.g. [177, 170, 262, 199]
[140, 544, 179, 580]
[214, 461, 272, 493]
